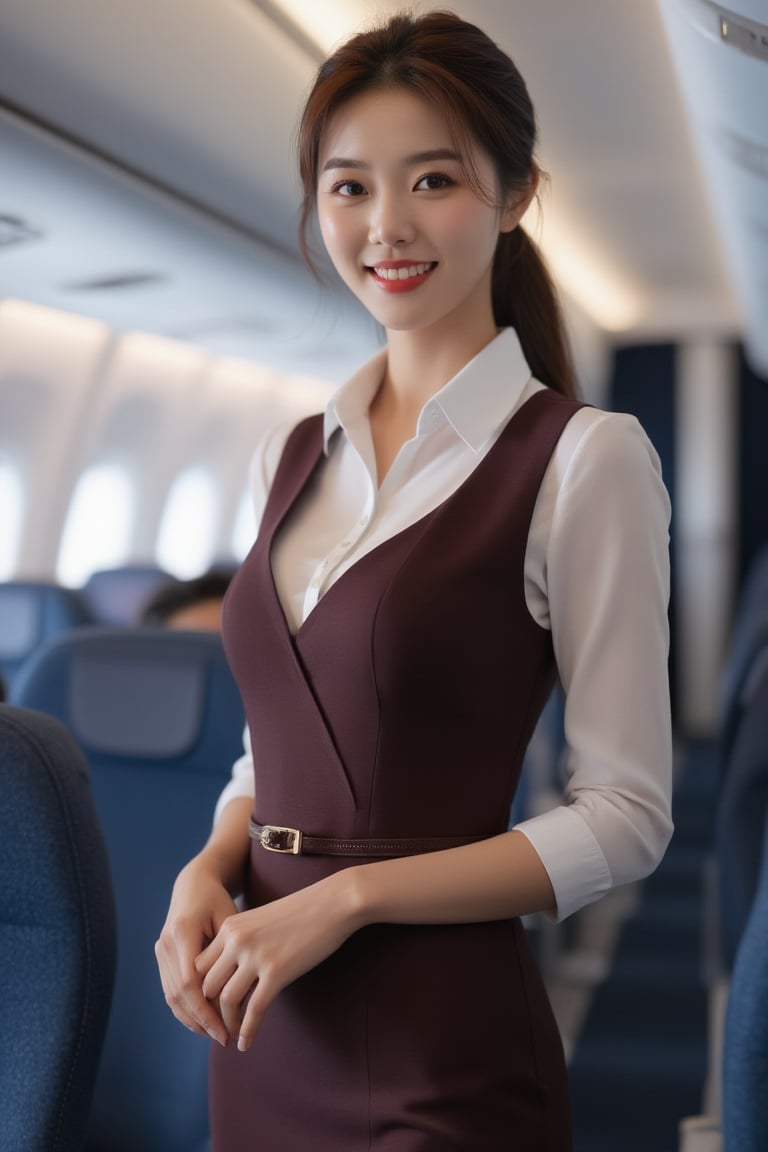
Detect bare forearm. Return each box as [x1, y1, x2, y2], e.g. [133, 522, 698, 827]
[196, 795, 252, 896]
[341, 829, 556, 932]
[192, 829, 555, 1051]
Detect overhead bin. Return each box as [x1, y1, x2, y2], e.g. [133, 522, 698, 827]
[658, 0, 768, 377]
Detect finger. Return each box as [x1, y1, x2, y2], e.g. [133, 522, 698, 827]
[194, 934, 222, 979]
[200, 951, 237, 1003]
[155, 938, 229, 1046]
[237, 976, 276, 1052]
[215, 966, 260, 1040]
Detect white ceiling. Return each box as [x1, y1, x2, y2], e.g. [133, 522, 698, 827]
[0, 0, 765, 379]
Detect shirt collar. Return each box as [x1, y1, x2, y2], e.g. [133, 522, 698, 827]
[323, 328, 533, 454]
[323, 347, 387, 452]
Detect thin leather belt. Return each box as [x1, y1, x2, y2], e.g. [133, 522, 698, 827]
[249, 819, 487, 858]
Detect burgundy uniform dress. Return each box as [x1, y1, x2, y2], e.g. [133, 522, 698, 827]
[211, 388, 581, 1150]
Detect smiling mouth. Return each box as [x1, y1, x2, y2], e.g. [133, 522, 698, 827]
[369, 262, 437, 281]
[366, 262, 438, 293]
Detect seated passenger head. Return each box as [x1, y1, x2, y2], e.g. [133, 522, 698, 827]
[139, 569, 233, 632]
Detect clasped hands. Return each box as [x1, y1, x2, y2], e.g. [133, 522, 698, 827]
[155, 862, 359, 1054]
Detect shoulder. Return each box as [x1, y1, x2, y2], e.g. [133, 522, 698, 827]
[520, 378, 666, 499]
[247, 420, 294, 502]
[551, 403, 666, 498]
[247, 414, 321, 529]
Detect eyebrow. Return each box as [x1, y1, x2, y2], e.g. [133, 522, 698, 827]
[321, 148, 462, 173]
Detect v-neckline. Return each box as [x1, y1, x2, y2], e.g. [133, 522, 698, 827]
[263, 390, 553, 646]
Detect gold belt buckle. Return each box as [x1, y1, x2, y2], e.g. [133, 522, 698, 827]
[259, 824, 303, 855]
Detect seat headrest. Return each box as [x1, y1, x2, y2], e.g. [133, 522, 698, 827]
[0, 582, 92, 663]
[0, 588, 40, 659]
[13, 630, 242, 764]
[82, 567, 178, 626]
[70, 644, 207, 757]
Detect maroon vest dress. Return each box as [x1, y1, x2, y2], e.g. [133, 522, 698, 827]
[211, 388, 581, 1151]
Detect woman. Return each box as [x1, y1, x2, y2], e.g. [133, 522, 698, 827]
[156, 12, 673, 1150]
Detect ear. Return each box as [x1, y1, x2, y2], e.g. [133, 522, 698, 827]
[499, 164, 540, 234]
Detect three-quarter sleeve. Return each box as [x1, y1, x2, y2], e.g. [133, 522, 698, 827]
[213, 725, 256, 824]
[514, 409, 674, 921]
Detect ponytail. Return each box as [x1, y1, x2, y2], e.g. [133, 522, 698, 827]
[492, 227, 578, 400]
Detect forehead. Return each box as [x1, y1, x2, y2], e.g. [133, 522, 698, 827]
[320, 86, 456, 164]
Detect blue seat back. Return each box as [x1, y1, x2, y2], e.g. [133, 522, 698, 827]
[716, 653, 768, 970]
[12, 629, 245, 1152]
[0, 703, 116, 1152]
[81, 565, 179, 625]
[719, 543, 768, 770]
[722, 806, 768, 1149]
[0, 580, 93, 693]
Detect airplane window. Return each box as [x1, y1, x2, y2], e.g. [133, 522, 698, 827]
[232, 488, 257, 560]
[156, 467, 217, 579]
[0, 459, 24, 579]
[57, 465, 135, 586]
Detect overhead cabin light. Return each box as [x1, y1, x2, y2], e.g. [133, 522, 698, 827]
[116, 330, 209, 379]
[0, 297, 109, 343]
[522, 210, 645, 333]
[250, 0, 361, 56]
[676, 0, 768, 58]
[717, 4, 768, 61]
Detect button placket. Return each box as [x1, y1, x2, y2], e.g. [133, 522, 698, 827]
[305, 498, 376, 609]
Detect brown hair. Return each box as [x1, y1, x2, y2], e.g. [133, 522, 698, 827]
[297, 10, 577, 399]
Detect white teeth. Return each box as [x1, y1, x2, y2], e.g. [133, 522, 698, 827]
[373, 263, 433, 280]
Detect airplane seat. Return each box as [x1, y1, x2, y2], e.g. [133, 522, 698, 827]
[678, 650, 768, 1151]
[717, 542, 768, 772]
[0, 579, 94, 694]
[710, 642, 768, 1117]
[0, 702, 117, 1152]
[11, 628, 246, 1152]
[81, 564, 180, 626]
[698, 560, 768, 1109]
[721, 806, 768, 1151]
[716, 647, 768, 973]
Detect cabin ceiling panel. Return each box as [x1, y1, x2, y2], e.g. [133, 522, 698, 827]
[0, 108, 377, 378]
[0, 0, 314, 245]
[0, 0, 763, 367]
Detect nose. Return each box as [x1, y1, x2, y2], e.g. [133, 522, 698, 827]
[367, 191, 416, 247]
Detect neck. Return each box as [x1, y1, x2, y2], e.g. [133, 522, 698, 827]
[379, 317, 500, 418]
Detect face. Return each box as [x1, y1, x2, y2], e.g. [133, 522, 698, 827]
[165, 598, 223, 632]
[316, 87, 528, 339]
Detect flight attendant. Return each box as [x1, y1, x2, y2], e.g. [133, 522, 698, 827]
[156, 12, 673, 1149]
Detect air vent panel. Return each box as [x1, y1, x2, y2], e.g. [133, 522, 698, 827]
[63, 272, 170, 292]
[716, 126, 768, 181]
[0, 212, 44, 249]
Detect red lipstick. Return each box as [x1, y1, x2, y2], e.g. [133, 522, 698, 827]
[367, 260, 437, 293]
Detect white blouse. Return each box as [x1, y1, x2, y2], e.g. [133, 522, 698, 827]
[216, 328, 673, 922]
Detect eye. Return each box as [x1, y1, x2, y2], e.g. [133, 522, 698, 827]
[330, 179, 367, 198]
[414, 172, 454, 191]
